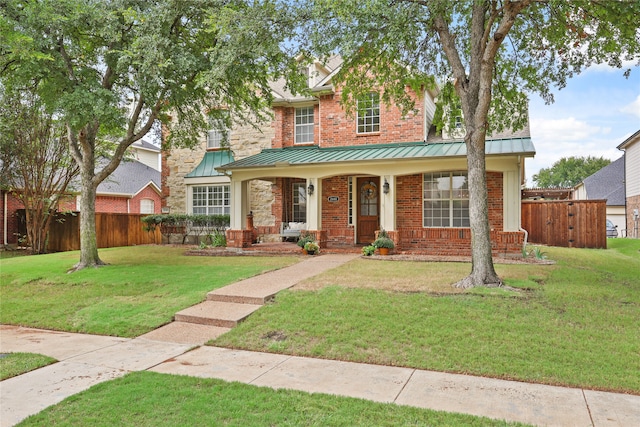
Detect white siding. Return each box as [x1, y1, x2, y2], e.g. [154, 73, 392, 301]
[626, 139, 640, 197]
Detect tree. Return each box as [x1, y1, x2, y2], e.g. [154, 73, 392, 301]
[533, 156, 612, 188]
[305, 0, 640, 287]
[0, 86, 79, 254]
[1, 0, 301, 270]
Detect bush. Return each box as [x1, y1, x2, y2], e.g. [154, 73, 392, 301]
[297, 232, 315, 248]
[362, 245, 376, 256]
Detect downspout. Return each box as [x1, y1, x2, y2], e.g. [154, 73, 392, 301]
[518, 156, 529, 251]
[3, 191, 7, 245]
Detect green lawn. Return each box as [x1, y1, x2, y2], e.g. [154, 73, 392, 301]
[19, 371, 528, 426]
[213, 239, 640, 394]
[0, 352, 57, 380]
[0, 246, 298, 337]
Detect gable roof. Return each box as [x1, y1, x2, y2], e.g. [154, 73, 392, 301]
[581, 156, 625, 206]
[616, 129, 640, 150]
[97, 159, 161, 197]
[130, 139, 160, 153]
[218, 138, 535, 171]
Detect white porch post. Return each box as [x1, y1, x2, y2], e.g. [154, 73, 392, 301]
[380, 175, 396, 231]
[306, 178, 322, 230]
[230, 179, 249, 229]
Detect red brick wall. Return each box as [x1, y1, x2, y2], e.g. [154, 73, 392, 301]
[321, 176, 354, 246]
[95, 196, 129, 213]
[129, 187, 162, 214]
[93, 188, 161, 214]
[318, 88, 424, 147]
[394, 171, 523, 256]
[272, 87, 425, 149]
[1, 192, 23, 244]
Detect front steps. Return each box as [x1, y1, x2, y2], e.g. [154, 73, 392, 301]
[174, 300, 263, 328]
[146, 254, 360, 345]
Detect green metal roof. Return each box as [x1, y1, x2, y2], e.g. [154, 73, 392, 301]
[218, 138, 535, 171]
[186, 150, 234, 178]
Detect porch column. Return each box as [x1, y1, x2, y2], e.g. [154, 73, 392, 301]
[306, 178, 322, 230]
[380, 174, 396, 231]
[230, 179, 249, 229]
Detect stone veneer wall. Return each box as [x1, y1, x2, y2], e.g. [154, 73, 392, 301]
[162, 119, 275, 223]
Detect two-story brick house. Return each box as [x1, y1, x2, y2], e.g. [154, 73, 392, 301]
[164, 58, 535, 256]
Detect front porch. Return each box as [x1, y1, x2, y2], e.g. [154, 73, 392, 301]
[218, 140, 534, 258]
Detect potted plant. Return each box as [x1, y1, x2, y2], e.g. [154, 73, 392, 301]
[303, 241, 319, 255]
[373, 230, 394, 255]
[297, 232, 315, 253]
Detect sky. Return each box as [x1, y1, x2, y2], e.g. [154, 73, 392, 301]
[525, 63, 640, 186]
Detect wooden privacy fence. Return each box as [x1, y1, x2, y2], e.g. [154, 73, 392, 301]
[521, 200, 607, 249]
[22, 211, 161, 252]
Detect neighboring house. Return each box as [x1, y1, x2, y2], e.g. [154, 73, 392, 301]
[128, 139, 162, 171]
[573, 156, 625, 236]
[1, 158, 161, 246]
[164, 58, 536, 257]
[617, 130, 640, 239]
[522, 187, 573, 200]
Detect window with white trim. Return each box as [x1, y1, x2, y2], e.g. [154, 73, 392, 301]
[207, 112, 230, 149]
[140, 198, 155, 214]
[423, 172, 469, 227]
[192, 185, 230, 215]
[292, 182, 307, 222]
[357, 92, 380, 134]
[295, 107, 314, 144]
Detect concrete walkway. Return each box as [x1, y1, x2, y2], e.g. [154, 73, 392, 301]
[2, 253, 639, 426]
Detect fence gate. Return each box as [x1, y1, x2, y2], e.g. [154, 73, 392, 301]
[521, 200, 607, 248]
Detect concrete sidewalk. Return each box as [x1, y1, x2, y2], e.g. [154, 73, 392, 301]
[2, 326, 639, 427]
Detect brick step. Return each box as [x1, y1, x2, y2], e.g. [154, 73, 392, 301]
[174, 301, 262, 328]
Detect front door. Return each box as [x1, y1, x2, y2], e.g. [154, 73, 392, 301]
[357, 177, 379, 244]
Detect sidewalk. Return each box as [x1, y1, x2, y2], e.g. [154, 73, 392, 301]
[2, 253, 639, 426]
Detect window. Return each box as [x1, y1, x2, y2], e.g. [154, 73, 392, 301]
[192, 185, 230, 215]
[423, 172, 469, 227]
[207, 112, 230, 149]
[140, 199, 155, 214]
[292, 182, 307, 222]
[357, 92, 380, 134]
[295, 107, 314, 144]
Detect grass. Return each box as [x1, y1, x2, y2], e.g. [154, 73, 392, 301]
[0, 352, 57, 380]
[213, 239, 640, 394]
[0, 246, 298, 337]
[19, 371, 529, 426]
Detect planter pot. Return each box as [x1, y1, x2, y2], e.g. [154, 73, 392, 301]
[378, 247, 390, 256]
[306, 250, 316, 255]
[302, 249, 308, 255]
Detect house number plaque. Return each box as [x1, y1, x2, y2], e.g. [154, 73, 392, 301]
[327, 196, 340, 202]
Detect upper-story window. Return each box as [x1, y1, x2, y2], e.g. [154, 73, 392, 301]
[295, 106, 314, 144]
[356, 92, 380, 134]
[207, 111, 230, 149]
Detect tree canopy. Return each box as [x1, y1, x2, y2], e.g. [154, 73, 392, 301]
[0, 86, 79, 254]
[533, 156, 612, 188]
[303, 0, 640, 287]
[1, 0, 302, 268]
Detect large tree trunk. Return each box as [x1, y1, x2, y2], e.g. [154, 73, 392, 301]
[70, 157, 105, 271]
[454, 129, 502, 289]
